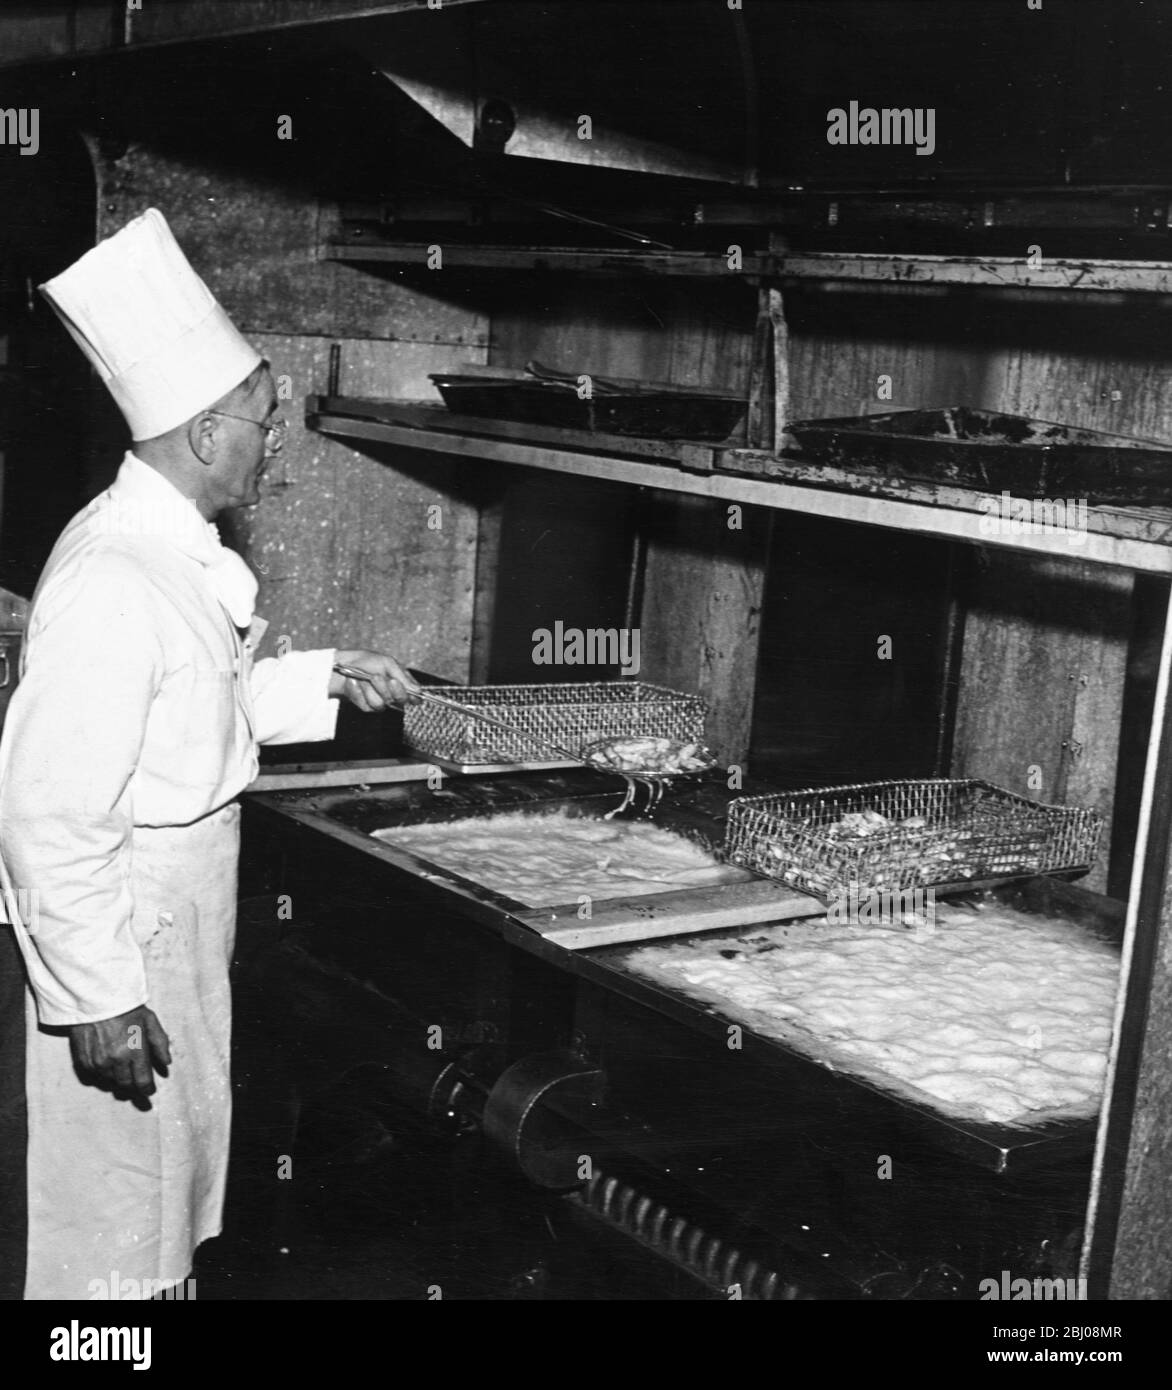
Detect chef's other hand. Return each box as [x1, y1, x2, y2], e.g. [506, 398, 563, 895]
[69, 1005, 172, 1101]
[331, 648, 421, 711]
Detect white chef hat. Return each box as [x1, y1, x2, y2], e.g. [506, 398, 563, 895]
[38, 207, 262, 441]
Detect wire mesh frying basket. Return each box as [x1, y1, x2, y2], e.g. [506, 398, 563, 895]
[724, 778, 1103, 901]
[404, 681, 707, 765]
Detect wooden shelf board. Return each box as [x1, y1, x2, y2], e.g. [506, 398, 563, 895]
[323, 242, 765, 277]
[512, 878, 825, 950]
[248, 758, 435, 792]
[308, 399, 1172, 573]
[310, 396, 720, 463]
[723, 450, 1172, 549]
[326, 242, 1172, 294]
[775, 252, 1172, 294]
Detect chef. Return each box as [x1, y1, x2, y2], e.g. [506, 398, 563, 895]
[0, 207, 418, 1301]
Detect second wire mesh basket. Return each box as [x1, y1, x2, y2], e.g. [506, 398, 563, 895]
[724, 779, 1103, 901]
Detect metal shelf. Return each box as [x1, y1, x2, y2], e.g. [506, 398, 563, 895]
[306, 397, 1172, 574]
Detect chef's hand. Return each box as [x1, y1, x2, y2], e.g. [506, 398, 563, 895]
[330, 648, 421, 711]
[69, 1005, 172, 1102]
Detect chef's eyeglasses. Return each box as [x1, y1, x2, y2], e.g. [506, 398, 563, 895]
[207, 410, 288, 454]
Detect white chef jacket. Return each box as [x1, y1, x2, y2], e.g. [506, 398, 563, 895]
[0, 451, 338, 1027]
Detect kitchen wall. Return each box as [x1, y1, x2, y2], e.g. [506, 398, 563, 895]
[87, 140, 491, 679]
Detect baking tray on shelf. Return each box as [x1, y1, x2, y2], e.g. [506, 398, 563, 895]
[786, 406, 1172, 506]
[430, 373, 747, 442]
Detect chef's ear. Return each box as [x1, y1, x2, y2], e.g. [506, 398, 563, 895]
[188, 411, 220, 465]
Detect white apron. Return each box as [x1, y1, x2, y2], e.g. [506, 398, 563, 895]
[24, 805, 239, 1300]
